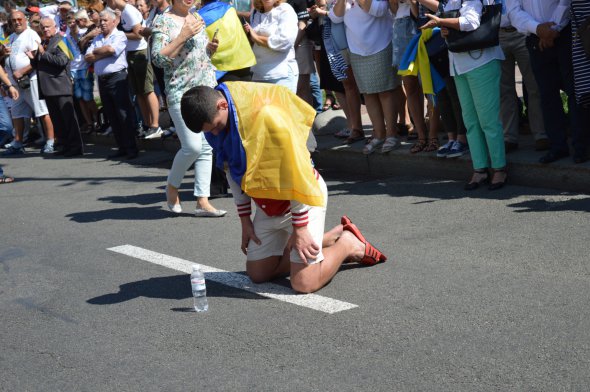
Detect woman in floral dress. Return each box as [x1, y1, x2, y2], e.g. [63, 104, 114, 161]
[152, 0, 226, 217]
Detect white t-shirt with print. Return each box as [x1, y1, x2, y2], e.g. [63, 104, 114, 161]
[7, 28, 41, 83]
[121, 4, 148, 51]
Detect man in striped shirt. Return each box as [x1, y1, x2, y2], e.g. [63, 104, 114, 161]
[180, 82, 388, 294]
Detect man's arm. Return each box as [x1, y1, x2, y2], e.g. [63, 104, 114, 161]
[225, 171, 260, 255]
[288, 199, 319, 263]
[0, 65, 18, 100]
[12, 64, 33, 80]
[125, 23, 144, 41]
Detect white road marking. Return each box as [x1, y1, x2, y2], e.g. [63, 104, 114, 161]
[108, 244, 358, 314]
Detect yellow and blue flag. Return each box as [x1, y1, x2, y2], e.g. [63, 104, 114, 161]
[57, 36, 75, 60]
[398, 28, 445, 96]
[197, 1, 256, 73]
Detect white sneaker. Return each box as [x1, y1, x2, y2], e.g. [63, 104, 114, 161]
[144, 127, 164, 140]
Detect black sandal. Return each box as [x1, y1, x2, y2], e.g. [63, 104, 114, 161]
[464, 169, 489, 191]
[488, 168, 508, 191]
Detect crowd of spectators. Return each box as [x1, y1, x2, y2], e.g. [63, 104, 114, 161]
[0, 0, 588, 193]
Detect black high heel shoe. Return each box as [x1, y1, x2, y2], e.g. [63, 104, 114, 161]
[464, 169, 489, 191]
[488, 168, 508, 190]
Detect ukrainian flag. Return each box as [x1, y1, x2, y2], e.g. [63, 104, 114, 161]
[198, 1, 256, 72]
[0, 34, 9, 46]
[57, 36, 75, 60]
[398, 28, 445, 96]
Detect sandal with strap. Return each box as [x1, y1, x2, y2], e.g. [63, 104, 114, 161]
[344, 129, 365, 145]
[423, 138, 440, 152]
[410, 139, 427, 154]
[342, 222, 387, 266]
[363, 138, 384, 155]
[341, 215, 352, 226]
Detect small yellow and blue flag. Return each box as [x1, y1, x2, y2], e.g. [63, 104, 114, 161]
[57, 36, 75, 60]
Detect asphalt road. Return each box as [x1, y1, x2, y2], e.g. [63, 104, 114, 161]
[1, 144, 590, 391]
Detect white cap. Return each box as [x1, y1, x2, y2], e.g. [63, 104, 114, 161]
[192, 264, 200, 271]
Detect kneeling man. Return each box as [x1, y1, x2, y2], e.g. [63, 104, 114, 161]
[181, 82, 387, 293]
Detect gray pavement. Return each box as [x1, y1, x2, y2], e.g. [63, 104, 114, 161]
[1, 143, 590, 391]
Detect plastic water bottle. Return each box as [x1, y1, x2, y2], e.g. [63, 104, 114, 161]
[190, 265, 208, 312]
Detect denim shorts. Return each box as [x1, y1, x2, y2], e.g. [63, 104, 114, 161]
[71, 69, 95, 101]
[392, 16, 418, 69]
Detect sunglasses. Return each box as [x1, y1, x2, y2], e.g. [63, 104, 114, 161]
[87, 9, 96, 14]
[30, 20, 40, 25]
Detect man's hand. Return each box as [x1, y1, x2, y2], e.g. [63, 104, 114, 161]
[7, 86, 18, 100]
[240, 218, 261, 255]
[288, 226, 320, 264]
[12, 69, 22, 79]
[536, 22, 559, 50]
[140, 27, 152, 38]
[85, 53, 96, 63]
[25, 50, 35, 60]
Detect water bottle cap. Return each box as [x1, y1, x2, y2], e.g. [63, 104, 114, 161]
[192, 264, 200, 271]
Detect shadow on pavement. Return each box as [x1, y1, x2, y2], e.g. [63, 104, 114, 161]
[507, 197, 590, 213]
[87, 274, 270, 305]
[321, 170, 590, 213]
[66, 206, 173, 222]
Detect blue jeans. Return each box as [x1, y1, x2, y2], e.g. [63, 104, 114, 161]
[256, 62, 298, 93]
[0, 96, 14, 138]
[310, 72, 323, 113]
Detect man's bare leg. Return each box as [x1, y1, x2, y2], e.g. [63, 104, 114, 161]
[247, 225, 346, 284]
[290, 230, 365, 293]
[40, 114, 54, 140]
[12, 118, 24, 144]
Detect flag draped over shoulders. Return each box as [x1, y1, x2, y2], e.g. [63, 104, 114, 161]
[197, 1, 256, 72]
[205, 82, 324, 207]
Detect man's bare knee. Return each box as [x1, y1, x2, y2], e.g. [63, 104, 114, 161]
[290, 274, 318, 294]
[246, 268, 270, 284]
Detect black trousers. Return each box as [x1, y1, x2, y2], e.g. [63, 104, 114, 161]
[98, 70, 137, 154]
[45, 94, 83, 152]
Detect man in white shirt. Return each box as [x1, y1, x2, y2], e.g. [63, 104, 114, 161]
[85, 9, 139, 160]
[507, 0, 587, 164]
[107, 0, 162, 140]
[39, 0, 75, 35]
[2, 10, 55, 156]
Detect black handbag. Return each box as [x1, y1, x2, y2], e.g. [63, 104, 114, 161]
[440, 0, 502, 53]
[16, 74, 31, 90]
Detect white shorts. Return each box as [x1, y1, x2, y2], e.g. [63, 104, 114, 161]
[246, 175, 328, 264]
[11, 80, 49, 119]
